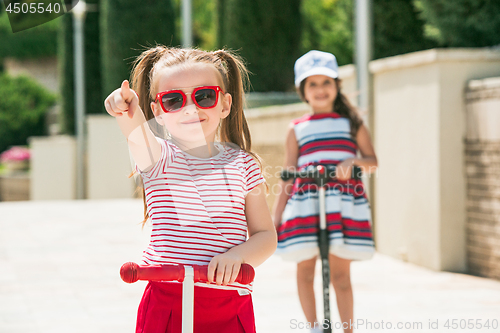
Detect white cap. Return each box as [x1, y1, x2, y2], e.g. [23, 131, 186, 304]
[294, 50, 339, 87]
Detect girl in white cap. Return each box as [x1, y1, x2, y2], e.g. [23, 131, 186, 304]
[272, 50, 378, 333]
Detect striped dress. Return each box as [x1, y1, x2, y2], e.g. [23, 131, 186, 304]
[136, 138, 265, 293]
[276, 112, 375, 262]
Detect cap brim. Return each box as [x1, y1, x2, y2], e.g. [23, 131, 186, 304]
[295, 67, 339, 87]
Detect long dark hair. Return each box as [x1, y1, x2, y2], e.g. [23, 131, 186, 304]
[129, 46, 263, 225]
[298, 78, 363, 137]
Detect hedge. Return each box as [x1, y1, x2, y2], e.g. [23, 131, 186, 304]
[373, 0, 436, 60]
[0, 11, 58, 59]
[58, 0, 102, 135]
[100, 0, 177, 98]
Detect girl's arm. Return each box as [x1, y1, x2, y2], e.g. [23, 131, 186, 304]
[104, 80, 161, 172]
[207, 183, 277, 286]
[271, 123, 299, 228]
[336, 124, 378, 180]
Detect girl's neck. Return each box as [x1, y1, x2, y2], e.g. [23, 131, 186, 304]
[311, 108, 334, 115]
[171, 137, 219, 158]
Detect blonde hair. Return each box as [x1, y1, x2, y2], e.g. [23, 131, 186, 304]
[129, 46, 263, 225]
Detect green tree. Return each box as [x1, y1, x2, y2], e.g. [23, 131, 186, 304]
[416, 0, 500, 47]
[0, 74, 56, 153]
[172, 0, 217, 50]
[216, 0, 225, 50]
[219, 0, 302, 92]
[58, 0, 102, 135]
[100, 0, 177, 98]
[301, 0, 435, 65]
[301, 0, 354, 66]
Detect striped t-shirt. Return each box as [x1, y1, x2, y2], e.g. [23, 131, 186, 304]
[137, 138, 265, 293]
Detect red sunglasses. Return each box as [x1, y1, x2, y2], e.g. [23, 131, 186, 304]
[155, 86, 224, 113]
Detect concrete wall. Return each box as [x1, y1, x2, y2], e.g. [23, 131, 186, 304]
[370, 48, 500, 272]
[29, 135, 76, 200]
[87, 115, 136, 199]
[0, 175, 30, 201]
[29, 118, 136, 201]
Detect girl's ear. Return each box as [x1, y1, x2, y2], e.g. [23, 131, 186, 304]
[220, 93, 232, 119]
[151, 101, 165, 125]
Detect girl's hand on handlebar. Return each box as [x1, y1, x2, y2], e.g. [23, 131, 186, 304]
[336, 159, 354, 181]
[104, 80, 138, 119]
[207, 252, 244, 286]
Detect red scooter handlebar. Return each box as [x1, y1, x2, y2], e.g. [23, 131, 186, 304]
[120, 262, 255, 285]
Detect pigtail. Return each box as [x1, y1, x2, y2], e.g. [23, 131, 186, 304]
[214, 50, 267, 189]
[333, 87, 363, 138]
[130, 46, 168, 136]
[214, 50, 252, 152]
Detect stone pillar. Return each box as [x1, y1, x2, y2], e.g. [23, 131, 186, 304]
[465, 77, 500, 280]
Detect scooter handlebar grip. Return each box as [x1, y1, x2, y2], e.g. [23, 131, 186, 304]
[193, 263, 255, 284]
[120, 262, 139, 283]
[352, 165, 362, 180]
[280, 170, 294, 181]
[236, 263, 255, 284]
[120, 262, 184, 283]
[120, 263, 255, 285]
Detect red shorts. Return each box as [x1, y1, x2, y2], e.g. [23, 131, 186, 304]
[136, 282, 256, 333]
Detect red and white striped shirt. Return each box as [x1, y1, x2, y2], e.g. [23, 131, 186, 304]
[137, 138, 265, 292]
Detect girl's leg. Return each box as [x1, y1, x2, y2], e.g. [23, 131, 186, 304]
[329, 254, 353, 333]
[297, 256, 318, 328]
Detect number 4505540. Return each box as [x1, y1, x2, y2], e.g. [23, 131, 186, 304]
[444, 319, 498, 330]
[5, 2, 62, 14]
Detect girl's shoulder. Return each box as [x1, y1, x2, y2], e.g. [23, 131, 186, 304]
[217, 143, 262, 171]
[218, 142, 255, 162]
[291, 113, 353, 142]
[291, 112, 343, 126]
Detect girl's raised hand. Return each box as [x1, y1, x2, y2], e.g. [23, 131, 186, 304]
[104, 80, 139, 119]
[207, 252, 244, 286]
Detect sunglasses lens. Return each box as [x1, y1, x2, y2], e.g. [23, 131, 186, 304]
[194, 88, 217, 108]
[161, 92, 184, 111]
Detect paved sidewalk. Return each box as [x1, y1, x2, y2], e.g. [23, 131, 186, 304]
[0, 199, 499, 333]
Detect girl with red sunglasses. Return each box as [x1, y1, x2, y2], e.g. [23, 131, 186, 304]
[104, 47, 277, 333]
